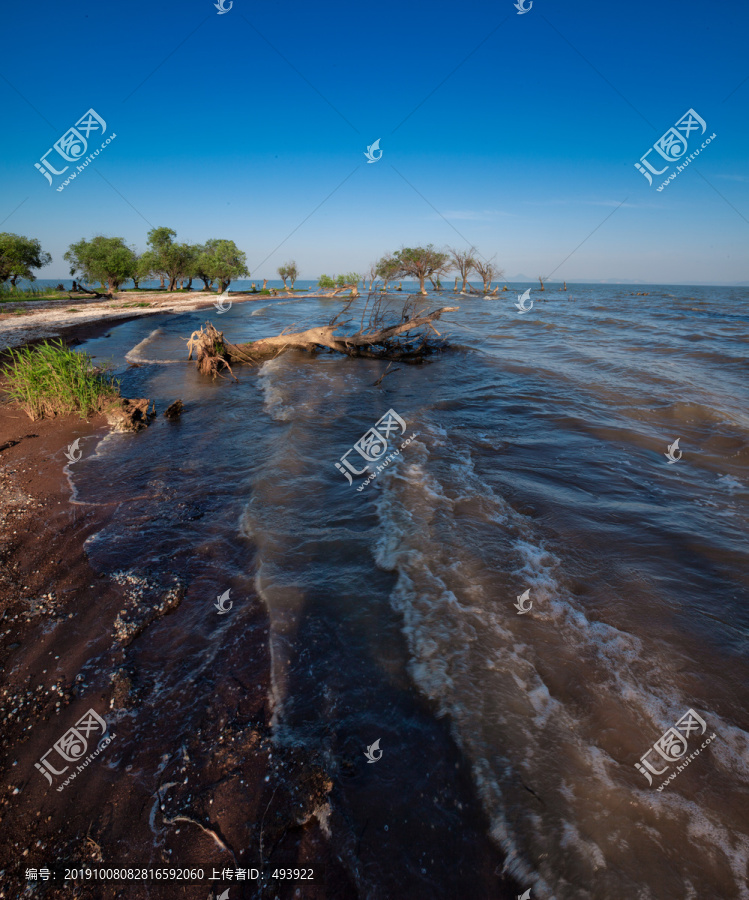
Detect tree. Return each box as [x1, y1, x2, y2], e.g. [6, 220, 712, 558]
[393, 245, 450, 295]
[318, 273, 361, 297]
[365, 262, 379, 291]
[277, 260, 299, 292]
[64, 236, 137, 295]
[191, 241, 217, 291]
[182, 246, 200, 291]
[474, 257, 504, 294]
[448, 246, 477, 293]
[179, 243, 199, 291]
[0, 233, 52, 287]
[145, 226, 176, 289]
[199, 239, 249, 293]
[375, 254, 400, 292]
[165, 245, 192, 291]
[132, 252, 157, 290]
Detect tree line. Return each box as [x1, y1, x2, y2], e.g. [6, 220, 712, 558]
[1, 231, 517, 297]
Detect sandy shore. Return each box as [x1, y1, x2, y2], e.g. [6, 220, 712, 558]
[0, 289, 308, 351]
[0, 296, 355, 898]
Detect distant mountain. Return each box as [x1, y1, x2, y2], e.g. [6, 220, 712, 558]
[505, 276, 749, 286]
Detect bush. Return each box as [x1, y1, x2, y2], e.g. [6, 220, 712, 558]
[3, 339, 120, 420]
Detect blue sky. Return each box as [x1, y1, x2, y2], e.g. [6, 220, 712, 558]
[1, 0, 747, 283]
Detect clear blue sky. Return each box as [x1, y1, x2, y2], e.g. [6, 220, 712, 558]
[1, 0, 747, 283]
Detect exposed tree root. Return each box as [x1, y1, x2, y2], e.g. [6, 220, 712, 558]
[185, 298, 459, 378]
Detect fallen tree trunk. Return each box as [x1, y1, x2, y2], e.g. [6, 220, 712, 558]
[186, 304, 459, 378]
[73, 283, 107, 299]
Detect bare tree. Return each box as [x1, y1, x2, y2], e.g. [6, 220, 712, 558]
[449, 246, 477, 293]
[474, 258, 504, 294]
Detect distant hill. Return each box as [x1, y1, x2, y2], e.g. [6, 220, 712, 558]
[504, 276, 749, 286]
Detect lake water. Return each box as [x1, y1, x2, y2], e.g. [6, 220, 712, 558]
[69, 284, 749, 899]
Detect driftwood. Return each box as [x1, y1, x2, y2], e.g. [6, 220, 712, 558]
[164, 399, 183, 419]
[186, 297, 459, 379]
[320, 282, 359, 298]
[105, 398, 156, 432]
[71, 283, 106, 299]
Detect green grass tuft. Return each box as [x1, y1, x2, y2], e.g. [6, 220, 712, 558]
[3, 339, 121, 420]
[0, 285, 65, 303]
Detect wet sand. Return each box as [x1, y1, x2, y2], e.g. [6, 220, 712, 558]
[0, 390, 354, 898]
[0, 313, 517, 898]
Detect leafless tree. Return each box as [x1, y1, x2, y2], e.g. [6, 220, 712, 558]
[449, 246, 477, 293]
[474, 257, 504, 294]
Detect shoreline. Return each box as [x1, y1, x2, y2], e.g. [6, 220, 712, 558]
[0, 305, 519, 899]
[0, 289, 318, 351]
[0, 389, 355, 898]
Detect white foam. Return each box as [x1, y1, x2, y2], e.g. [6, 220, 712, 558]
[372, 434, 749, 898]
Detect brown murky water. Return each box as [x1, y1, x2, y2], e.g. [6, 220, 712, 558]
[65, 285, 749, 898]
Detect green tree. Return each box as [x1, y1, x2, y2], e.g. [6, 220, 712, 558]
[145, 226, 176, 289]
[132, 252, 157, 290]
[375, 254, 400, 291]
[192, 241, 218, 291]
[393, 245, 450, 295]
[277, 260, 299, 291]
[146, 226, 194, 290]
[182, 243, 207, 291]
[318, 273, 361, 296]
[0, 233, 52, 287]
[64, 236, 137, 295]
[200, 239, 249, 293]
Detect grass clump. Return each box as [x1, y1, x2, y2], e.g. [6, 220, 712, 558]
[0, 285, 64, 303]
[3, 339, 120, 420]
